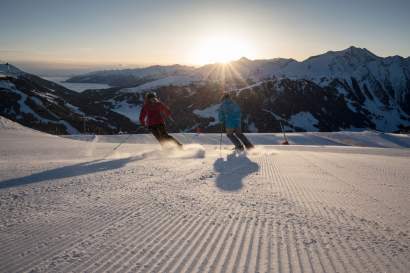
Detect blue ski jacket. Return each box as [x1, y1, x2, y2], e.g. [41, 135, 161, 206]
[218, 99, 241, 129]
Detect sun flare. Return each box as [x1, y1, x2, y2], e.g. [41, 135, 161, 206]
[194, 35, 254, 65]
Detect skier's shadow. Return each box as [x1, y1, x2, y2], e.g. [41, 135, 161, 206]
[0, 156, 142, 190]
[213, 152, 259, 191]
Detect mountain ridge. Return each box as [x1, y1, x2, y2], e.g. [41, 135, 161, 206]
[1, 46, 410, 134]
[63, 47, 410, 112]
[65, 46, 407, 83]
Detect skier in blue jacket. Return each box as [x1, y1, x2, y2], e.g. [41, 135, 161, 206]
[218, 93, 254, 151]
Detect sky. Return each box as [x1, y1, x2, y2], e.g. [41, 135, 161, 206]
[1, 0, 409, 71]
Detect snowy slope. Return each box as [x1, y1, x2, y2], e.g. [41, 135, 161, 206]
[109, 100, 141, 123]
[0, 69, 139, 134]
[0, 115, 40, 132]
[61, 131, 410, 148]
[0, 80, 79, 134]
[121, 75, 199, 93]
[0, 63, 25, 78]
[0, 124, 409, 273]
[280, 46, 380, 82]
[275, 47, 410, 131]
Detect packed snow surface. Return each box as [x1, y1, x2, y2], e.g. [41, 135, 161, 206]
[0, 118, 409, 272]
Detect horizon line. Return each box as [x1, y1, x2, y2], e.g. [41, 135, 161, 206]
[3, 45, 409, 71]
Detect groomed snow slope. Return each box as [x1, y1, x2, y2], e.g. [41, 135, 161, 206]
[62, 130, 410, 149]
[1, 120, 409, 273]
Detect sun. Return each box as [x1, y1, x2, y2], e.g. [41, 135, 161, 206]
[194, 35, 254, 65]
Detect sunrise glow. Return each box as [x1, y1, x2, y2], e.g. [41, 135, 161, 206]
[193, 35, 255, 65]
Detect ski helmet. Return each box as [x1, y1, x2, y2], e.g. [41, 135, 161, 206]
[145, 92, 157, 100]
[221, 93, 231, 101]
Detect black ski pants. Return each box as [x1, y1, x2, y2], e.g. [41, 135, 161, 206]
[149, 124, 182, 147]
[226, 128, 254, 149]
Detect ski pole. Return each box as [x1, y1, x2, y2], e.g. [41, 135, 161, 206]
[219, 123, 223, 158]
[279, 121, 289, 145]
[103, 133, 132, 159]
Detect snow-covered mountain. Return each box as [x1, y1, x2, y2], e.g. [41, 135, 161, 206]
[2, 46, 410, 134]
[0, 64, 138, 134]
[0, 63, 25, 78]
[64, 46, 410, 133]
[195, 47, 410, 124]
[66, 64, 196, 87]
[67, 47, 410, 109]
